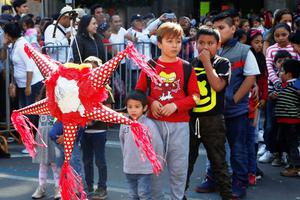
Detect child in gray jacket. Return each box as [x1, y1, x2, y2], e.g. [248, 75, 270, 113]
[119, 90, 163, 200]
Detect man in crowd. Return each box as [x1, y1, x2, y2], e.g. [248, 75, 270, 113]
[12, 0, 28, 21]
[44, 5, 72, 63]
[91, 4, 106, 25]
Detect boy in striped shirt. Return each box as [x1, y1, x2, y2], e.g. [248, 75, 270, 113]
[275, 59, 300, 177]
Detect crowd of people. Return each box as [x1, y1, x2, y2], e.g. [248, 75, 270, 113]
[0, 0, 299, 200]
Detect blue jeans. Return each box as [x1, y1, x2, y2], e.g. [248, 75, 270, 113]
[246, 119, 256, 174]
[81, 132, 107, 190]
[17, 81, 43, 126]
[17, 81, 43, 108]
[226, 114, 248, 186]
[55, 140, 83, 177]
[265, 99, 278, 153]
[126, 174, 152, 200]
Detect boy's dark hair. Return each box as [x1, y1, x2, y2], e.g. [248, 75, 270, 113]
[274, 50, 292, 62]
[90, 3, 103, 15]
[282, 59, 300, 78]
[196, 26, 220, 42]
[125, 90, 148, 107]
[234, 29, 246, 41]
[212, 12, 234, 26]
[289, 30, 300, 44]
[21, 15, 34, 28]
[1, 5, 12, 13]
[227, 9, 239, 18]
[12, 0, 26, 11]
[294, 17, 300, 30]
[252, 16, 262, 23]
[3, 22, 22, 38]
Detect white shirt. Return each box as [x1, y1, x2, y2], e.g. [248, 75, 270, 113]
[109, 27, 127, 64]
[109, 27, 127, 51]
[44, 24, 70, 63]
[11, 37, 43, 88]
[243, 51, 261, 76]
[127, 28, 152, 58]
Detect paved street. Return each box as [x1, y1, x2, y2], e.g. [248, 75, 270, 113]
[0, 129, 299, 200]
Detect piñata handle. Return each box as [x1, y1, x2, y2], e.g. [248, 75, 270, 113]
[11, 111, 46, 158]
[131, 121, 162, 175]
[60, 162, 86, 200]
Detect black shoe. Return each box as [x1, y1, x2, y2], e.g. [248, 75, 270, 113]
[256, 167, 264, 180]
[0, 148, 10, 158]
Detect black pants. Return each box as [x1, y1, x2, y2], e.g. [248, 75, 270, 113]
[186, 114, 232, 200]
[278, 123, 300, 167]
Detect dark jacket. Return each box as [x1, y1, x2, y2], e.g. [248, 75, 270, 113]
[72, 33, 105, 63]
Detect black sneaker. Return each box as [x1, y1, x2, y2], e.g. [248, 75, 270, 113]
[256, 167, 264, 180]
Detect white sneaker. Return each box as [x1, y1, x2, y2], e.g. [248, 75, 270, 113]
[257, 130, 264, 142]
[257, 144, 266, 157]
[21, 148, 29, 154]
[32, 186, 46, 199]
[259, 151, 273, 163]
[54, 187, 61, 200]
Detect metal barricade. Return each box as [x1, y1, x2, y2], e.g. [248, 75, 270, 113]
[0, 57, 19, 145]
[42, 45, 71, 64]
[103, 42, 158, 110]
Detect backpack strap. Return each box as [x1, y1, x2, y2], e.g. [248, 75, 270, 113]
[146, 57, 158, 95]
[182, 60, 192, 96]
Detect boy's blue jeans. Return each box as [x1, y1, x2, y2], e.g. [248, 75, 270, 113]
[126, 174, 152, 200]
[246, 119, 256, 174]
[81, 132, 107, 190]
[226, 114, 249, 186]
[264, 99, 278, 153]
[55, 140, 83, 177]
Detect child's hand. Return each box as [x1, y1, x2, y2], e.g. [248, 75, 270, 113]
[198, 49, 211, 65]
[258, 99, 266, 108]
[270, 92, 278, 100]
[160, 103, 177, 117]
[56, 135, 64, 145]
[151, 100, 163, 118]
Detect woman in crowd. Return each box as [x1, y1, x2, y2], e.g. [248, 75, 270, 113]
[72, 14, 105, 63]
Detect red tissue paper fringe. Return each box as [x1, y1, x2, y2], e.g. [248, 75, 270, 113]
[130, 121, 162, 175]
[60, 162, 86, 200]
[125, 42, 162, 85]
[11, 112, 46, 158]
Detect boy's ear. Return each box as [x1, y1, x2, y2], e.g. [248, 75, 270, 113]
[143, 105, 148, 112]
[157, 41, 162, 50]
[231, 25, 236, 34]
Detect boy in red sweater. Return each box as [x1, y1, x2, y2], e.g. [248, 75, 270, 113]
[135, 22, 199, 200]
